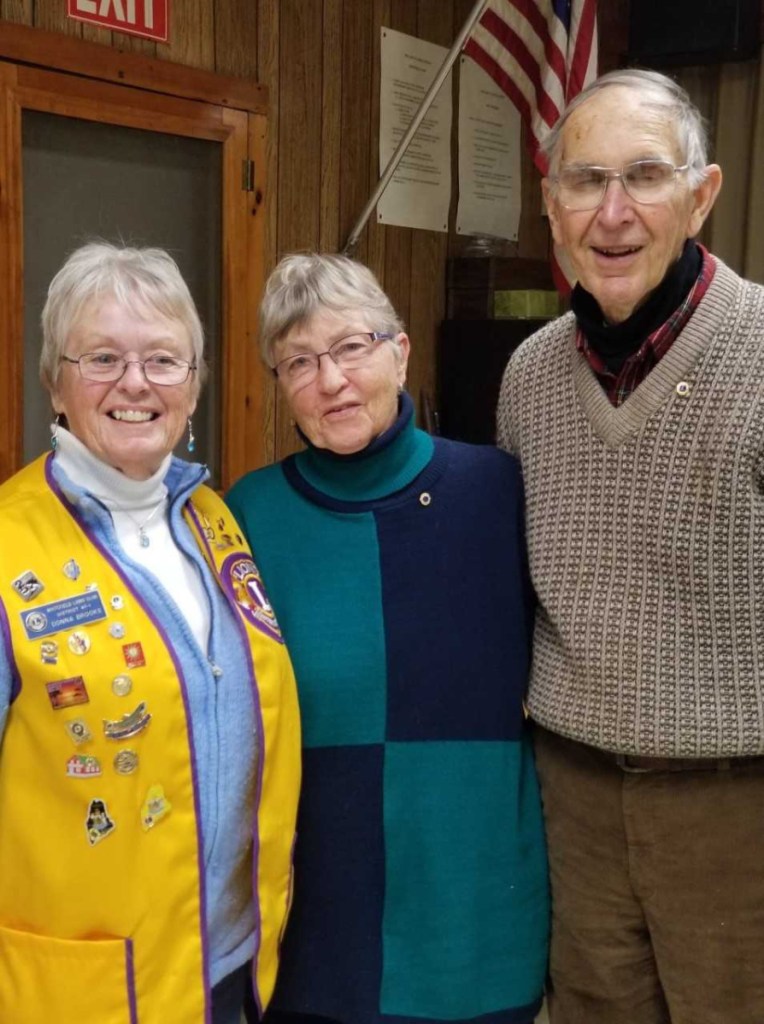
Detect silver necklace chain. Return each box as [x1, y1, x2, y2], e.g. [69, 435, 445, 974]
[114, 496, 167, 548]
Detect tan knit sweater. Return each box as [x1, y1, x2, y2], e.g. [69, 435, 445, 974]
[497, 258, 764, 756]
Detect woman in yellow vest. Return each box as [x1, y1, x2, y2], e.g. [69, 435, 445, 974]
[0, 242, 300, 1024]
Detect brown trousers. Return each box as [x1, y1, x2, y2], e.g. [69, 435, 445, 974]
[533, 725, 764, 1024]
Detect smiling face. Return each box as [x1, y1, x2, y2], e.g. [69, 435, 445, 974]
[50, 294, 198, 479]
[543, 86, 721, 323]
[274, 308, 410, 454]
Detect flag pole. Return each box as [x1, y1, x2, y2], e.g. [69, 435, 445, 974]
[342, 0, 490, 255]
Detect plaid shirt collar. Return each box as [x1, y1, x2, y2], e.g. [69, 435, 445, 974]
[576, 244, 716, 407]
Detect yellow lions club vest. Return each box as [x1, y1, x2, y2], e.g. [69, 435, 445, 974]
[0, 455, 301, 1024]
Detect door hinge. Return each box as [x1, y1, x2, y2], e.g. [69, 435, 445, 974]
[242, 159, 255, 192]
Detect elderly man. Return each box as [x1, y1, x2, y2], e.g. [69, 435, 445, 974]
[497, 68, 764, 1024]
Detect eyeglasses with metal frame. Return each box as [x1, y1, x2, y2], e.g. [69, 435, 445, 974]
[550, 159, 691, 212]
[272, 331, 395, 388]
[61, 353, 197, 386]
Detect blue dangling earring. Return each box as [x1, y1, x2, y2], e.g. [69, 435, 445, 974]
[51, 414, 61, 450]
[187, 418, 196, 453]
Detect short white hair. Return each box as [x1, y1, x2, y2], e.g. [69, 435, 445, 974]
[542, 68, 711, 188]
[259, 252, 405, 365]
[40, 241, 206, 393]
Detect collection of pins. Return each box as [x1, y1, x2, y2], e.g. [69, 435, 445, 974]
[12, 560, 171, 845]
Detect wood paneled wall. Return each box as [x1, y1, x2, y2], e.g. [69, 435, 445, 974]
[1, 0, 624, 464]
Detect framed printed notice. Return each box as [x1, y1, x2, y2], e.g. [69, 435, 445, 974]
[378, 27, 452, 234]
[457, 55, 521, 241]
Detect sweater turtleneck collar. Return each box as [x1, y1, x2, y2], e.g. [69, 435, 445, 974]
[53, 425, 172, 512]
[571, 238, 702, 371]
[292, 391, 434, 502]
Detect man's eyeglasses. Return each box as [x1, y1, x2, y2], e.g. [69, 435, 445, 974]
[550, 159, 691, 212]
[61, 352, 197, 386]
[272, 332, 394, 389]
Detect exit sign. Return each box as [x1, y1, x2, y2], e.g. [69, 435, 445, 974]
[67, 0, 169, 42]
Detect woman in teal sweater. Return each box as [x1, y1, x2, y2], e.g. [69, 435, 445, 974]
[227, 253, 548, 1024]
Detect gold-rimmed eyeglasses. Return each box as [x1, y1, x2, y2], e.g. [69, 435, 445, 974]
[61, 353, 197, 386]
[550, 159, 691, 211]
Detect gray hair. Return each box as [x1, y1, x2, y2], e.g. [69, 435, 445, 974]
[541, 68, 710, 188]
[40, 241, 206, 392]
[259, 253, 405, 365]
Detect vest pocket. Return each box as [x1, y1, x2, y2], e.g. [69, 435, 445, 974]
[0, 923, 136, 1024]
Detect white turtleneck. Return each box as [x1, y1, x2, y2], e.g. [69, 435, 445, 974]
[53, 426, 211, 652]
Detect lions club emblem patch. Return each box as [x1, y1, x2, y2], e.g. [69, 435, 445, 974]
[221, 554, 283, 643]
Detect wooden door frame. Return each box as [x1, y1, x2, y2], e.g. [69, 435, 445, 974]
[0, 22, 270, 488]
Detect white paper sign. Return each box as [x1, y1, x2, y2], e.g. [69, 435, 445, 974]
[378, 28, 452, 233]
[457, 55, 521, 241]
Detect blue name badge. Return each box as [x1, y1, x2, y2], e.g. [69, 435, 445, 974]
[21, 591, 107, 640]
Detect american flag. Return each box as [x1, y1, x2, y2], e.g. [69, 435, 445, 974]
[463, 0, 598, 290]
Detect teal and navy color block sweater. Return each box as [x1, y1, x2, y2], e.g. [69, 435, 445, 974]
[227, 395, 549, 1024]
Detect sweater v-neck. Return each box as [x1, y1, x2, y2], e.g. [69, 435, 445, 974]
[571, 257, 741, 447]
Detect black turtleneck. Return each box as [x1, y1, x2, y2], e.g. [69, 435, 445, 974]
[571, 239, 703, 374]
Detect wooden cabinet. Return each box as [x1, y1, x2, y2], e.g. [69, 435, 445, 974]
[438, 318, 547, 444]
